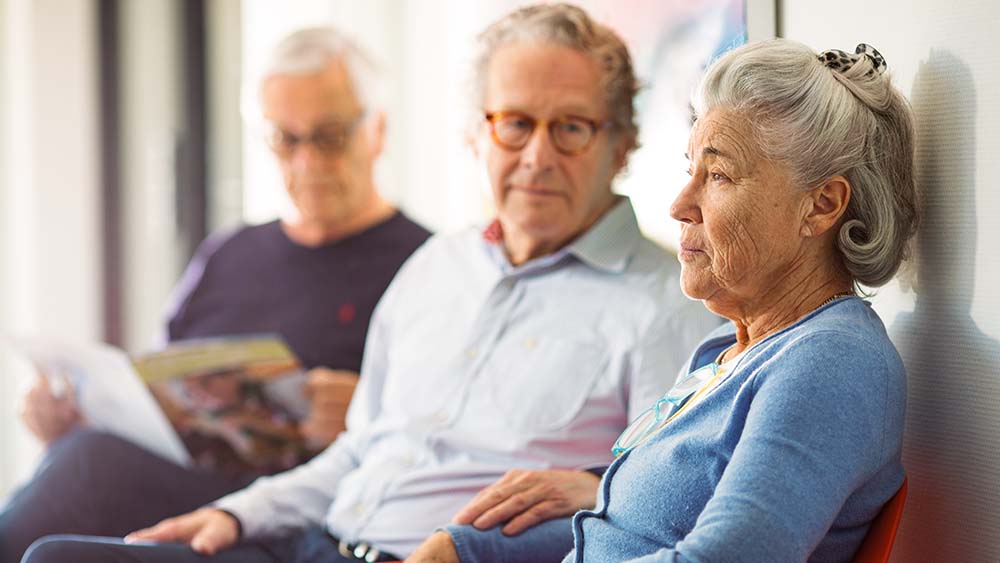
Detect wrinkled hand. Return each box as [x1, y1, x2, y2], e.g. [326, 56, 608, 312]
[299, 368, 358, 450]
[405, 531, 460, 563]
[124, 508, 240, 555]
[453, 469, 600, 535]
[19, 373, 83, 444]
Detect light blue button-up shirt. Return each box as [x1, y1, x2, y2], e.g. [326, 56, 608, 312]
[215, 198, 719, 557]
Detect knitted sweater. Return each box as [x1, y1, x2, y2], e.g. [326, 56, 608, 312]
[565, 297, 906, 563]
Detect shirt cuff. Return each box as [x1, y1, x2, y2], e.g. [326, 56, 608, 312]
[215, 509, 244, 541]
[443, 524, 481, 563]
[212, 491, 267, 540]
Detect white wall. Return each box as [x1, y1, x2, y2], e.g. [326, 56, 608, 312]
[207, 0, 246, 233]
[117, 0, 188, 353]
[0, 0, 102, 493]
[0, 0, 12, 493]
[781, 1, 1000, 560]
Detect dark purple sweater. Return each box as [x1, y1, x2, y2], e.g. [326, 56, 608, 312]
[165, 212, 430, 371]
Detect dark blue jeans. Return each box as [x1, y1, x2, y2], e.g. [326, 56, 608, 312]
[4, 431, 570, 563]
[0, 430, 251, 563]
[20, 527, 357, 563]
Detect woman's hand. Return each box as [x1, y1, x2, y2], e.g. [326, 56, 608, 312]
[19, 373, 83, 444]
[405, 531, 460, 563]
[124, 508, 240, 555]
[299, 367, 359, 450]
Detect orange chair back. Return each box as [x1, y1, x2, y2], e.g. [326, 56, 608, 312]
[852, 478, 908, 563]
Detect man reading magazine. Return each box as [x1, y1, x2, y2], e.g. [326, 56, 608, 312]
[0, 26, 429, 563]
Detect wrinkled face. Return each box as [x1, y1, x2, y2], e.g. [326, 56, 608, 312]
[671, 109, 809, 310]
[261, 60, 378, 225]
[478, 42, 626, 249]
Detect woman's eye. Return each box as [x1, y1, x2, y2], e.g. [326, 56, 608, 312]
[710, 172, 729, 182]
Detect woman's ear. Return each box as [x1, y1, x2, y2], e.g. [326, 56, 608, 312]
[801, 176, 851, 237]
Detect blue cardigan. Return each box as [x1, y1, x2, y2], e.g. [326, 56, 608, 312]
[563, 297, 906, 562]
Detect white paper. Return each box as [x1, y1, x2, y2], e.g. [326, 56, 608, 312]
[4, 336, 191, 467]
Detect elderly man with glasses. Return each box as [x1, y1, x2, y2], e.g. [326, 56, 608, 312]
[1, 27, 429, 563]
[19, 5, 717, 563]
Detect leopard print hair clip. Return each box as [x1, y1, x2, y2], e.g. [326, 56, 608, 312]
[818, 43, 887, 77]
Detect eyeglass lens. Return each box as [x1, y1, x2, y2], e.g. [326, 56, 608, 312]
[612, 363, 720, 455]
[267, 121, 356, 155]
[665, 364, 717, 404]
[616, 399, 666, 446]
[489, 114, 596, 154]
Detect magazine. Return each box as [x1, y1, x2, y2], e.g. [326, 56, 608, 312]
[6, 334, 311, 478]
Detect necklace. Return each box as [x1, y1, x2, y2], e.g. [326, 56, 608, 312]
[716, 344, 736, 365]
[819, 290, 855, 308]
[717, 290, 855, 365]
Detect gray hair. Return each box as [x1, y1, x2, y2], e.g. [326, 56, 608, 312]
[694, 38, 918, 288]
[249, 27, 383, 118]
[473, 3, 640, 158]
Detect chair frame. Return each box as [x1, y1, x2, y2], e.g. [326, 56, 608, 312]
[852, 478, 908, 563]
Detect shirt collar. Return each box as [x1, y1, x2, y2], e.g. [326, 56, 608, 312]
[565, 197, 642, 274]
[481, 197, 643, 275]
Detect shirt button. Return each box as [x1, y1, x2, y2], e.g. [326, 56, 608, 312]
[466, 347, 479, 359]
[353, 503, 365, 515]
[523, 338, 537, 350]
[433, 410, 448, 423]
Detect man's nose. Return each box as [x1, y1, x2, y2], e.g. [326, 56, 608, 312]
[519, 126, 559, 171]
[288, 141, 327, 171]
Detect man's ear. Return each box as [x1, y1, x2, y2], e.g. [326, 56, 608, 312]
[801, 175, 851, 238]
[467, 121, 484, 160]
[611, 133, 634, 174]
[366, 111, 387, 157]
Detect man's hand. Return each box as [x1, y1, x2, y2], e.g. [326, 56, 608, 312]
[300, 368, 359, 450]
[405, 531, 460, 563]
[124, 508, 240, 555]
[19, 373, 83, 444]
[452, 469, 600, 535]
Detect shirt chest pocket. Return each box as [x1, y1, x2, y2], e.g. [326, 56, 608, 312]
[484, 337, 609, 431]
[381, 314, 468, 419]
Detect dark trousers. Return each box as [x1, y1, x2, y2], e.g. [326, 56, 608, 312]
[0, 430, 251, 563]
[18, 527, 368, 563]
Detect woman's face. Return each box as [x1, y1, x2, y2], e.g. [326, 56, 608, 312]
[670, 109, 812, 313]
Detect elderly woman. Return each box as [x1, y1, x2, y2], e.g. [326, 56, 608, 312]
[560, 38, 918, 562]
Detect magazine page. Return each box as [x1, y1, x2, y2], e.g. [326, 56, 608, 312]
[3, 336, 191, 468]
[133, 334, 310, 478]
